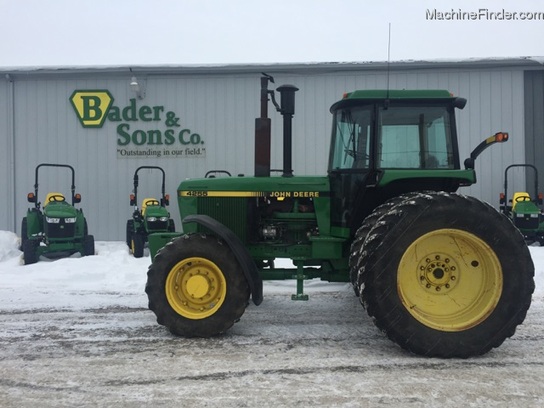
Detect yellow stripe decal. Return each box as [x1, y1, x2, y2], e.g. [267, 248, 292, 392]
[179, 191, 266, 197]
[179, 190, 324, 198]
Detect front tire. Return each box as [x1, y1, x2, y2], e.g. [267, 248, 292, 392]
[23, 239, 39, 265]
[145, 233, 250, 337]
[131, 233, 145, 258]
[126, 220, 134, 248]
[358, 192, 534, 358]
[20, 217, 28, 251]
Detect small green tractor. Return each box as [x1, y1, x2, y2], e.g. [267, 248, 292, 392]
[126, 166, 174, 258]
[21, 163, 94, 264]
[144, 75, 534, 358]
[500, 163, 544, 244]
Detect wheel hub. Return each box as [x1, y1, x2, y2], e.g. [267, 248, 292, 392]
[418, 253, 459, 293]
[166, 257, 227, 319]
[185, 274, 211, 299]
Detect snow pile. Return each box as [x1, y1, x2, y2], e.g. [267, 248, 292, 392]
[0, 230, 542, 313]
[0, 230, 21, 262]
[529, 246, 544, 297]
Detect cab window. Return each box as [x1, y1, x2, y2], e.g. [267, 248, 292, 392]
[378, 106, 454, 169]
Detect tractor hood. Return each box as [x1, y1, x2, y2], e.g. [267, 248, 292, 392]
[144, 205, 170, 218]
[178, 175, 330, 197]
[43, 201, 79, 218]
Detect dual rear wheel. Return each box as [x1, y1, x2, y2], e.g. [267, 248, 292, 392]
[350, 192, 535, 357]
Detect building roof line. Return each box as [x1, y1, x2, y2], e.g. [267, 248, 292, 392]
[1, 56, 543, 79]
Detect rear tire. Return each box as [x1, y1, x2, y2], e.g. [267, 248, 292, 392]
[145, 233, 250, 337]
[350, 192, 428, 295]
[83, 235, 95, 256]
[357, 192, 534, 358]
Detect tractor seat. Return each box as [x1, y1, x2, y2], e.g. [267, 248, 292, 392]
[44, 192, 65, 205]
[512, 192, 531, 211]
[141, 198, 160, 215]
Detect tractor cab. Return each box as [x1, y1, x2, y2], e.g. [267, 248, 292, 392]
[328, 90, 479, 232]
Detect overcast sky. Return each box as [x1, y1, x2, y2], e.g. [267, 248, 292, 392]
[1, 0, 542, 67]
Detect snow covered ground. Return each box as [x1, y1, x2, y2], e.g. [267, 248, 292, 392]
[1, 230, 543, 407]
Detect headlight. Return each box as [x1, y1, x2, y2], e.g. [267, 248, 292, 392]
[46, 217, 60, 223]
[531, 214, 539, 218]
[147, 217, 157, 222]
[160, 216, 169, 222]
[64, 217, 77, 223]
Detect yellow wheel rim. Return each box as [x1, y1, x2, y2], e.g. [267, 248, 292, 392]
[398, 228, 503, 332]
[165, 257, 227, 319]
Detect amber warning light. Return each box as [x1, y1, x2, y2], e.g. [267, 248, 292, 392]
[495, 132, 509, 142]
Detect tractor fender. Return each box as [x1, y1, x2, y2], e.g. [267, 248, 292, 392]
[182, 214, 263, 306]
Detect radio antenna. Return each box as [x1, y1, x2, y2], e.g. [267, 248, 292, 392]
[385, 23, 392, 105]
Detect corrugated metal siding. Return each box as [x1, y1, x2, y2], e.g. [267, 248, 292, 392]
[0, 79, 13, 233]
[524, 71, 544, 193]
[1, 62, 535, 240]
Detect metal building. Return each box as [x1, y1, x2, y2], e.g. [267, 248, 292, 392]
[1, 58, 543, 240]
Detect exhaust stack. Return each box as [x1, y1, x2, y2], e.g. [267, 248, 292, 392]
[277, 85, 299, 177]
[254, 76, 273, 177]
[254, 75, 299, 177]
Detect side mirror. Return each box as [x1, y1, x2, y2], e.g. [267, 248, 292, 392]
[130, 194, 136, 206]
[27, 192, 36, 203]
[465, 132, 509, 169]
[74, 193, 81, 204]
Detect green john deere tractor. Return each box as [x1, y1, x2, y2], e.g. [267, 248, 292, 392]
[500, 163, 544, 244]
[21, 163, 95, 264]
[144, 75, 535, 358]
[126, 166, 175, 258]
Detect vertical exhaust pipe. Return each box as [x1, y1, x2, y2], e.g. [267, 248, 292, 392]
[277, 85, 299, 178]
[254, 75, 299, 178]
[254, 76, 273, 177]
